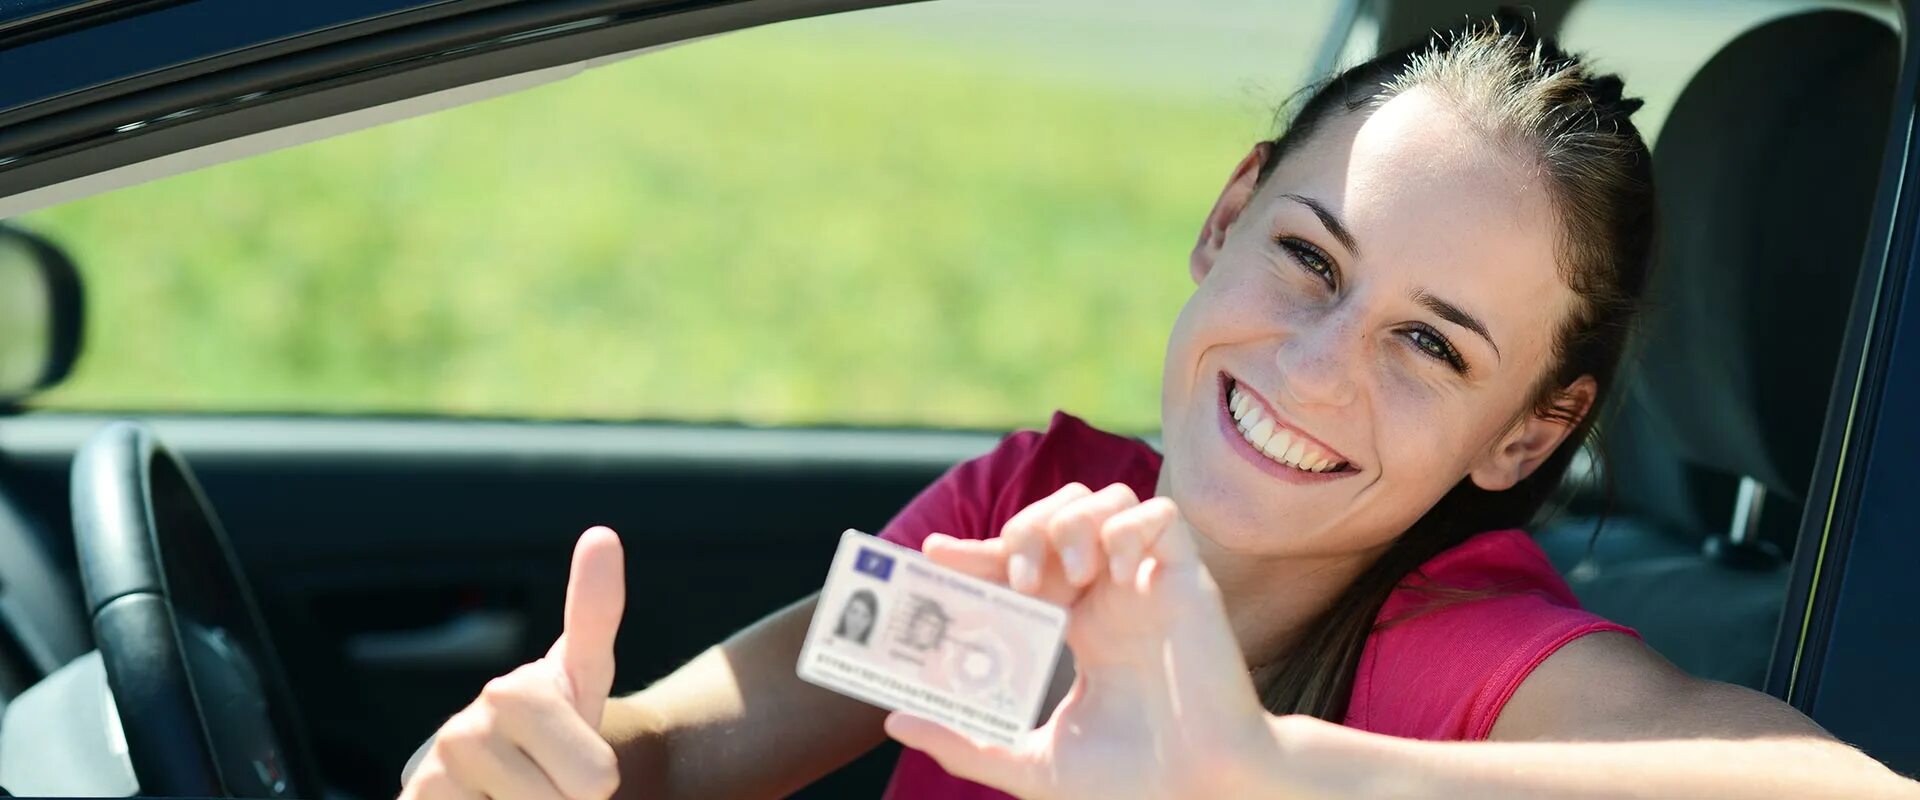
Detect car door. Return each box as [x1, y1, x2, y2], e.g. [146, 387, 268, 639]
[1764, 0, 1920, 776]
[0, 1, 1340, 797]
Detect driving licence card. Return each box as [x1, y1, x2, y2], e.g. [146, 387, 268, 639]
[797, 529, 1067, 747]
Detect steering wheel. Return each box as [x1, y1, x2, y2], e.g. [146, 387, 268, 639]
[69, 421, 321, 798]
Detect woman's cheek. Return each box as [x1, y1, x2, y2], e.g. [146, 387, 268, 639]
[1162, 278, 1271, 386]
[1370, 368, 1484, 488]
[1373, 340, 1475, 406]
[1161, 302, 1210, 410]
[1371, 366, 1450, 446]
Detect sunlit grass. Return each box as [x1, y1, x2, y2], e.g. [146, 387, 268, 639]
[26, 18, 1293, 432]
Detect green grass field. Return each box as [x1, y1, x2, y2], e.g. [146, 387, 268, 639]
[21, 10, 1306, 433]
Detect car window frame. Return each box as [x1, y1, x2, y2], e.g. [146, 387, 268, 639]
[1765, 0, 1919, 776]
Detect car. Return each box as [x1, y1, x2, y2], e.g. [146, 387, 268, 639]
[0, 0, 1913, 797]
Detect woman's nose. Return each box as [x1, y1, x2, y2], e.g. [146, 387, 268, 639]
[1274, 320, 1361, 408]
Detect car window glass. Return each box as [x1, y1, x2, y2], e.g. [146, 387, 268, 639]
[21, 0, 1333, 432]
[26, 0, 1853, 431]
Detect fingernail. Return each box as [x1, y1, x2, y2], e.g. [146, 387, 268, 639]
[1009, 554, 1037, 591]
[1061, 546, 1090, 583]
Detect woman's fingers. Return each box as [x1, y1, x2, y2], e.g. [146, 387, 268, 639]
[1097, 500, 1257, 721]
[432, 708, 570, 800]
[928, 484, 1173, 612]
[1047, 483, 1139, 587]
[923, 533, 1009, 583]
[486, 665, 624, 800]
[1142, 501, 1200, 569]
[884, 713, 1037, 799]
[398, 763, 483, 800]
[1098, 497, 1178, 585]
[999, 482, 1092, 594]
[422, 661, 621, 800]
[439, 713, 572, 798]
[943, 483, 1160, 606]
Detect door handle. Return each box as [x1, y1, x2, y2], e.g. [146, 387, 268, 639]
[346, 610, 527, 669]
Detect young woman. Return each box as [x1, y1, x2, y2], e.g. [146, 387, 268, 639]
[834, 589, 879, 646]
[399, 15, 1918, 800]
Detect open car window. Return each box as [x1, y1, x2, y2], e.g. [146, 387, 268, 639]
[19, 0, 1339, 432]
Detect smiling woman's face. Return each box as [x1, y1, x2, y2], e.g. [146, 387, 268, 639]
[1160, 88, 1588, 561]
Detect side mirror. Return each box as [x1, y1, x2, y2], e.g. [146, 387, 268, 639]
[0, 223, 82, 403]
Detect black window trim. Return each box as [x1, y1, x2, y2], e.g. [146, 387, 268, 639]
[0, 0, 924, 206]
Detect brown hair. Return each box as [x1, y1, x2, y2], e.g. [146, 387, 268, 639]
[1249, 10, 1656, 720]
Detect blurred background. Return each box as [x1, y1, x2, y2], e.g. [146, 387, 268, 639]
[16, 0, 1827, 433]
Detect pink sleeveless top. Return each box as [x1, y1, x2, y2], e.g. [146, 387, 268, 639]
[876, 412, 1634, 800]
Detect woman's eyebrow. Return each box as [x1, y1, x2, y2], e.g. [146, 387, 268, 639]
[1413, 289, 1501, 359]
[1281, 193, 1360, 257]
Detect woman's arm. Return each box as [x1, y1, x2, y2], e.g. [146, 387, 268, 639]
[601, 594, 890, 800]
[1261, 632, 1916, 799]
[892, 490, 1917, 799]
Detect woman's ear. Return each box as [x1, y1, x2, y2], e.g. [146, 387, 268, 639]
[1469, 376, 1599, 491]
[1191, 142, 1272, 284]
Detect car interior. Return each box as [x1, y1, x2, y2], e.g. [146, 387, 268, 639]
[0, 0, 1903, 798]
[1532, 7, 1899, 690]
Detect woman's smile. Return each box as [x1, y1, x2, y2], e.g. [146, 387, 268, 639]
[1216, 372, 1359, 484]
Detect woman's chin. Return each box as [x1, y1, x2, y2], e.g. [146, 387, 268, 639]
[1177, 492, 1321, 557]
[1162, 453, 1316, 544]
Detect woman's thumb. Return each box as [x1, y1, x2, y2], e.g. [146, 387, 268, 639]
[549, 526, 625, 727]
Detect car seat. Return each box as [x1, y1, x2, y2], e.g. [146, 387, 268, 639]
[1533, 9, 1898, 689]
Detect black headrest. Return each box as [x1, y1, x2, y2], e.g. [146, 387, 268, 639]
[1627, 10, 1896, 503]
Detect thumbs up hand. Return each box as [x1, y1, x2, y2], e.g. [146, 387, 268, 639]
[548, 526, 625, 731]
[400, 527, 627, 800]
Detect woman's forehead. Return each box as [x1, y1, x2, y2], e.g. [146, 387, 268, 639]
[1271, 92, 1548, 230]
[1259, 91, 1576, 365]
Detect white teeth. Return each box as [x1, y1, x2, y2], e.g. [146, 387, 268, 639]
[1237, 393, 1265, 428]
[1247, 418, 1275, 448]
[1262, 429, 1294, 461]
[1282, 438, 1308, 466]
[1229, 381, 1345, 473]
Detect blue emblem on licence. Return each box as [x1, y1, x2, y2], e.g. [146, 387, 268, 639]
[855, 548, 895, 580]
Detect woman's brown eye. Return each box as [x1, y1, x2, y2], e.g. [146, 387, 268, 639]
[1277, 237, 1336, 287]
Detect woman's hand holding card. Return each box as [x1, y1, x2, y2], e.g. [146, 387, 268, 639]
[887, 483, 1300, 799]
